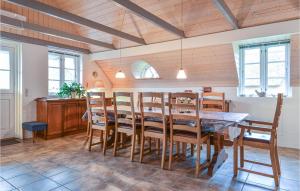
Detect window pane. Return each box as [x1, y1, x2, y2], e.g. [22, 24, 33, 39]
[0, 50, 10, 70]
[244, 87, 260, 96]
[48, 68, 60, 80]
[244, 48, 260, 63]
[245, 63, 260, 78]
[49, 54, 60, 67]
[268, 62, 285, 78]
[65, 69, 75, 81]
[245, 79, 260, 86]
[48, 80, 60, 93]
[0, 70, 10, 89]
[64, 57, 75, 69]
[268, 46, 285, 62]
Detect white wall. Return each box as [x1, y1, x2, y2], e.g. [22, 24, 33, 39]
[111, 87, 300, 149]
[22, 43, 48, 122]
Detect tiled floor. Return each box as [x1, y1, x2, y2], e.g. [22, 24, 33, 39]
[0, 133, 299, 191]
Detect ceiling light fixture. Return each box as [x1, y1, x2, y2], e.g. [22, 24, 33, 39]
[176, 0, 187, 79]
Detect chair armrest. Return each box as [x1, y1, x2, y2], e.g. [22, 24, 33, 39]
[245, 120, 273, 126]
[238, 124, 273, 132]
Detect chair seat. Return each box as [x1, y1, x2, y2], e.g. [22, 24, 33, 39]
[174, 120, 196, 127]
[118, 123, 141, 130]
[243, 132, 271, 143]
[94, 120, 115, 127]
[22, 122, 47, 131]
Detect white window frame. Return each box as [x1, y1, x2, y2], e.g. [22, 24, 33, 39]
[239, 41, 290, 97]
[0, 45, 15, 93]
[48, 51, 81, 95]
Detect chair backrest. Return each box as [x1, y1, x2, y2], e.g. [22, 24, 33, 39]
[201, 92, 225, 112]
[168, 92, 201, 136]
[272, 93, 283, 129]
[86, 92, 108, 126]
[113, 92, 135, 128]
[139, 92, 166, 131]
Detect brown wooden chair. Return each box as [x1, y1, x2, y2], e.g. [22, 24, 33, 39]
[201, 92, 225, 112]
[233, 93, 283, 186]
[113, 92, 140, 161]
[139, 92, 168, 169]
[168, 92, 211, 177]
[86, 92, 114, 155]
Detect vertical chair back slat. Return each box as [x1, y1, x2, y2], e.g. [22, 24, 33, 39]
[272, 93, 283, 129]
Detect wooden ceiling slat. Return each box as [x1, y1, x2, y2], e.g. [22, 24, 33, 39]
[7, 0, 146, 45]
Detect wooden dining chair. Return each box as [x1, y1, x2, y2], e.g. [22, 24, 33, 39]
[201, 92, 225, 112]
[113, 92, 140, 161]
[86, 92, 114, 155]
[233, 93, 283, 186]
[139, 92, 168, 169]
[168, 92, 211, 177]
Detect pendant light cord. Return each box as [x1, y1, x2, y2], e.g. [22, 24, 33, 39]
[180, 0, 183, 69]
[119, 10, 126, 66]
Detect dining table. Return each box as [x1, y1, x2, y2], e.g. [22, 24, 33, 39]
[85, 106, 249, 176]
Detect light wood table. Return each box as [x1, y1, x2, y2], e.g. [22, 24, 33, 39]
[88, 106, 248, 176]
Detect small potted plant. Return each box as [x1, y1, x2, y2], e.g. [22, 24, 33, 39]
[57, 82, 85, 98]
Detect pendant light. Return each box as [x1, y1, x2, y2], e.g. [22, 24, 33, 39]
[176, 0, 187, 79]
[115, 10, 126, 79]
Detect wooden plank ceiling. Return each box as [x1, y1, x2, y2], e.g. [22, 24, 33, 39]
[1, 0, 299, 53]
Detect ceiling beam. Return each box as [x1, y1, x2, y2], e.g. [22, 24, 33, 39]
[112, 0, 185, 38]
[0, 15, 115, 50]
[212, 0, 239, 29]
[0, 31, 91, 54]
[90, 19, 300, 60]
[6, 0, 146, 45]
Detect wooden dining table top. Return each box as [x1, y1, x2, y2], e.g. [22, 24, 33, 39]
[103, 106, 249, 123]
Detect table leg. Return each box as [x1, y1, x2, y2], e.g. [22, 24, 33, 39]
[208, 132, 228, 176]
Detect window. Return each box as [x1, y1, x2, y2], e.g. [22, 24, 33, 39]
[131, 60, 159, 79]
[0, 49, 11, 90]
[48, 51, 81, 95]
[239, 41, 290, 97]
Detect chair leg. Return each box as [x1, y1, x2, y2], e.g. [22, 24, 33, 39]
[233, 139, 238, 177]
[130, 132, 136, 162]
[275, 146, 281, 175]
[176, 142, 180, 156]
[88, 129, 94, 151]
[270, 146, 279, 186]
[149, 137, 152, 152]
[32, 131, 36, 143]
[156, 139, 160, 155]
[103, 130, 108, 155]
[195, 143, 201, 177]
[206, 138, 211, 161]
[168, 139, 173, 170]
[113, 129, 118, 157]
[182, 143, 187, 160]
[139, 134, 145, 163]
[240, 145, 244, 167]
[161, 137, 167, 169]
[191, 144, 194, 156]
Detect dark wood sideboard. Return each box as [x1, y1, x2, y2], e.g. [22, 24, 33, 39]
[36, 98, 87, 139]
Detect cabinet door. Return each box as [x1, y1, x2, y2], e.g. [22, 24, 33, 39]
[47, 103, 64, 136]
[64, 102, 79, 133]
[78, 101, 87, 129]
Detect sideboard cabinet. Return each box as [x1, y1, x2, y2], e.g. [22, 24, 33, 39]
[36, 98, 87, 139]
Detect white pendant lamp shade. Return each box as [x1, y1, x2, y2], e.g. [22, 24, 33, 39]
[176, 68, 187, 79]
[115, 70, 126, 78]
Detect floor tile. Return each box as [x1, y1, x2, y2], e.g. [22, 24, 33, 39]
[0, 180, 16, 191]
[0, 165, 32, 180]
[48, 169, 81, 185]
[18, 178, 60, 191]
[6, 172, 44, 188]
